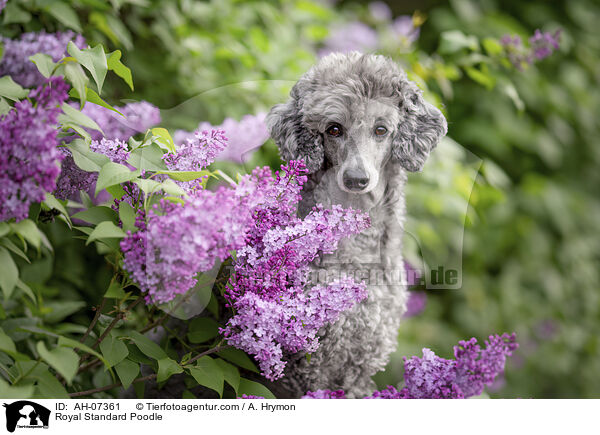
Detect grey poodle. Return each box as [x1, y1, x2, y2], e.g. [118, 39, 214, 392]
[266, 52, 447, 398]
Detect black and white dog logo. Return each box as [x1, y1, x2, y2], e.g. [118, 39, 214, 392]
[3, 401, 50, 432]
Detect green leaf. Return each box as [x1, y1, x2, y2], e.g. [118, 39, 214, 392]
[157, 170, 212, 182]
[438, 30, 479, 54]
[72, 206, 118, 225]
[237, 378, 276, 399]
[60, 102, 103, 132]
[0, 327, 16, 353]
[43, 193, 72, 227]
[105, 280, 126, 299]
[0, 76, 29, 101]
[188, 356, 224, 397]
[160, 179, 186, 197]
[157, 357, 184, 382]
[2, 1, 32, 25]
[115, 359, 139, 389]
[69, 88, 123, 115]
[127, 143, 167, 171]
[107, 50, 134, 90]
[0, 377, 35, 399]
[96, 162, 140, 195]
[45, 1, 82, 32]
[10, 219, 42, 250]
[119, 201, 136, 232]
[67, 42, 108, 94]
[187, 317, 220, 344]
[36, 341, 79, 385]
[217, 347, 259, 373]
[0, 237, 30, 263]
[64, 62, 88, 107]
[99, 334, 129, 368]
[151, 128, 175, 153]
[129, 331, 168, 360]
[16, 280, 37, 304]
[0, 246, 18, 299]
[85, 221, 126, 245]
[29, 53, 57, 78]
[69, 139, 110, 172]
[0, 97, 10, 116]
[482, 38, 503, 56]
[215, 358, 240, 394]
[43, 301, 86, 323]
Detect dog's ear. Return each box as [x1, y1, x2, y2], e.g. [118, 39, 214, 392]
[266, 90, 324, 174]
[392, 79, 447, 172]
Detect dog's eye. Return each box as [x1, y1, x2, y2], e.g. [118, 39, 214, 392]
[374, 126, 388, 136]
[326, 124, 343, 137]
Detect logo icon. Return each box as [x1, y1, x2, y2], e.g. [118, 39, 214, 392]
[3, 401, 50, 433]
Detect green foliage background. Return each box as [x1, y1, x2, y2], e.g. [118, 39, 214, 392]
[1, 0, 598, 398]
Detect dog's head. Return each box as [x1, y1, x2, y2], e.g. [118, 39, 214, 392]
[266, 52, 447, 193]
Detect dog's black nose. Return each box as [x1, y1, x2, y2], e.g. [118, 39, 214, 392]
[343, 168, 370, 191]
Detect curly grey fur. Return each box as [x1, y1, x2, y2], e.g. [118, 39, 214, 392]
[266, 52, 447, 398]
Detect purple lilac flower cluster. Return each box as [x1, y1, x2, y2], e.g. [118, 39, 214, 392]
[0, 31, 86, 88]
[500, 29, 561, 70]
[391, 16, 420, 45]
[54, 138, 131, 200]
[302, 333, 518, 399]
[221, 161, 370, 380]
[163, 129, 227, 192]
[0, 0, 6, 13]
[121, 187, 252, 304]
[319, 22, 379, 57]
[173, 113, 269, 164]
[0, 78, 69, 221]
[302, 389, 347, 399]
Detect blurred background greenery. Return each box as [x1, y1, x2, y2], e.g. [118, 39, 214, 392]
[2, 0, 598, 398]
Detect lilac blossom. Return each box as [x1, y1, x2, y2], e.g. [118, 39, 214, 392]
[174, 113, 269, 164]
[529, 29, 561, 60]
[77, 101, 161, 141]
[404, 291, 427, 318]
[221, 161, 370, 380]
[54, 138, 131, 200]
[163, 129, 227, 191]
[365, 386, 408, 399]
[501, 29, 561, 69]
[300, 333, 518, 399]
[54, 149, 96, 200]
[0, 31, 85, 88]
[302, 389, 347, 399]
[368, 2, 392, 22]
[0, 78, 69, 221]
[319, 22, 378, 57]
[391, 16, 420, 45]
[90, 138, 130, 165]
[401, 333, 519, 398]
[0, 0, 6, 14]
[121, 187, 253, 304]
[237, 395, 265, 399]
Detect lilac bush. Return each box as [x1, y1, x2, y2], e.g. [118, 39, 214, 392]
[0, 31, 85, 87]
[0, 78, 69, 221]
